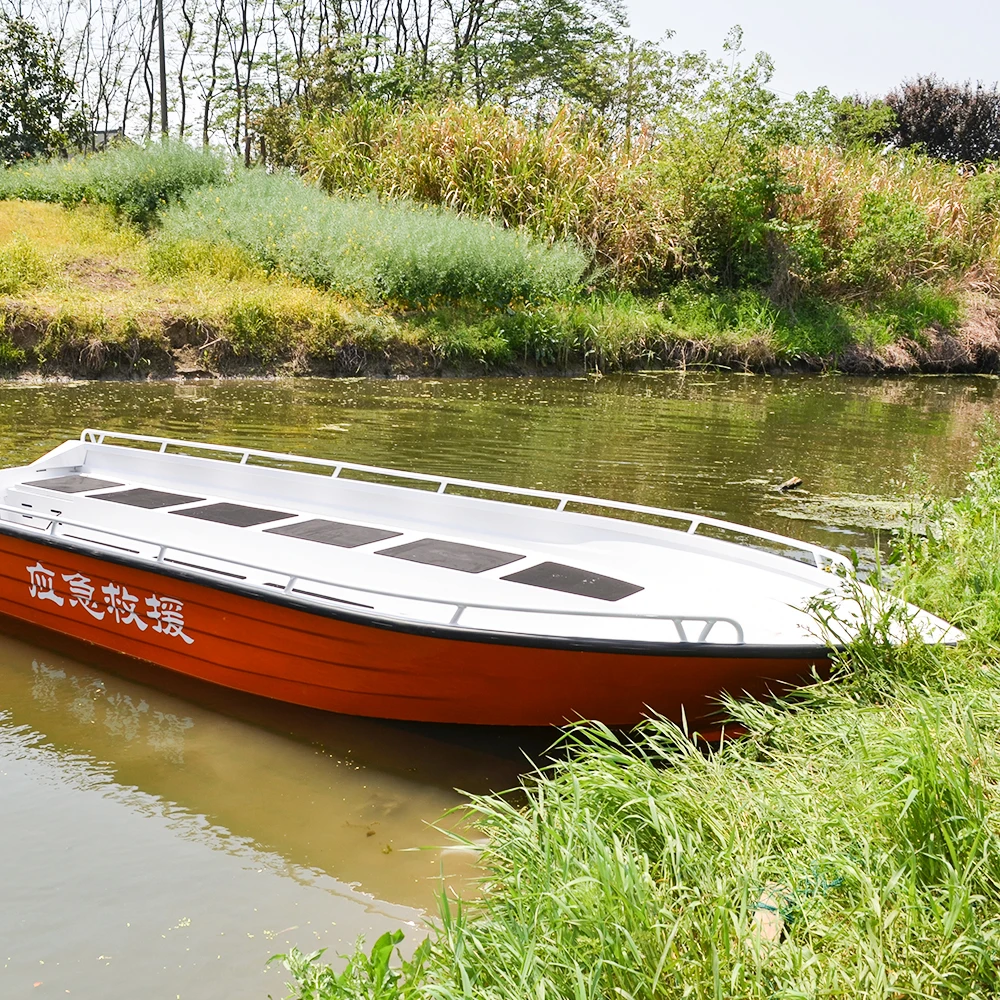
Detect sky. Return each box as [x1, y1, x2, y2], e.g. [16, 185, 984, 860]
[621, 0, 999, 99]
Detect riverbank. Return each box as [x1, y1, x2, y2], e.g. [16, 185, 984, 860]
[3, 199, 1000, 380]
[272, 432, 1000, 999]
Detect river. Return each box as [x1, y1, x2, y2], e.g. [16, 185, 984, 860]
[0, 373, 995, 999]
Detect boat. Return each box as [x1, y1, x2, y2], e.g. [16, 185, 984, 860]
[0, 429, 960, 728]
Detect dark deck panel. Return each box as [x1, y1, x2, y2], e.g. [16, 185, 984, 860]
[171, 502, 294, 527]
[94, 487, 204, 509]
[25, 474, 123, 494]
[501, 561, 644, 602]
[265, 519, 402, 548]
[376, 538, 525, 573]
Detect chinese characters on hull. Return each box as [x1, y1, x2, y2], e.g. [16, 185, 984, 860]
[26, 562, 194, 645]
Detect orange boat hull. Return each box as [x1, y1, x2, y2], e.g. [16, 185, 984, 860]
[0, 530, 830, 727]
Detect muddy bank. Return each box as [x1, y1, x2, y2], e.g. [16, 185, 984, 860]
[3, 295, 1000, 381]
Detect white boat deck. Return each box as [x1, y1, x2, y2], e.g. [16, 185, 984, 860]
[0, 430, 957, 648]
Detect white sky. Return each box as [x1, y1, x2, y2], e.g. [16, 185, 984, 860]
[621, 0, 1000, 99]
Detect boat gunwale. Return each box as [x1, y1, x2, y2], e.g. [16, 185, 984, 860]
[77, 428, 851, 572]
[0, 518, 836, 660]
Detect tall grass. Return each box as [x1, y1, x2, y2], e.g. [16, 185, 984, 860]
[273, 434, 1000, 1000]
[291, 102, 684, 289]
[0, 142, 226, 225]
[154, 170, 586, 306]
[282, 102, 1000, 299]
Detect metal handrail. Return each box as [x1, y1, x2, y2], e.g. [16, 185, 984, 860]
[79, 428, 849, 572]
[0, 502, 746, 644]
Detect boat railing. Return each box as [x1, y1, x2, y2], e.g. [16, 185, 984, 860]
[79, 428, 849, 573]
[0, 502, 746, 644]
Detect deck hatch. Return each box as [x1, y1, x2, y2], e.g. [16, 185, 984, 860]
[171, 502, 294, 527]
[94, 487, 205, 509]
[25, 474, 123, 493]
[501, 561, 644, 602]
[264, 519, 402, 548]
[376, 538, 525, 573]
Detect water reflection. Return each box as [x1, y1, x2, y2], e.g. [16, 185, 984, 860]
[3, 638, 516, 909]
[0, 373, 994, 560]
[32, 660, 192, 760]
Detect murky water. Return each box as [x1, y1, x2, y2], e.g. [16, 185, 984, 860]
[0, 373, 996, 999]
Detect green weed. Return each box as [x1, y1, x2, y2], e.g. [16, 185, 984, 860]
[0, 142, 226, 226]
[0, 233, 52, 293]
[269, 931, 429, 1000]
[219, 297, 290, 362]
[157, 171, 586, 307]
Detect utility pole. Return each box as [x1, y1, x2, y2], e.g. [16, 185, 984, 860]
[157, 0, 169, 136]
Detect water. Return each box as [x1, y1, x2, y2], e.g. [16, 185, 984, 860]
[0, 373, 996, 998]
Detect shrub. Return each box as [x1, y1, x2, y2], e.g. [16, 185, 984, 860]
[156, 171, 586, 306]
[283, 101, 687, 289]
[843, 192, 934, 289]
[0, 141, 227, 225]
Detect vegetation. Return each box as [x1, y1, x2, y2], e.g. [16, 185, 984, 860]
[0, 14, 87, 165]
[154, 171, 586, 306]
[887, 77, 1000, 163]
[0, 1, 998, 376]
[0, 141, 226, 225]
[271, 431, 1000, 1000]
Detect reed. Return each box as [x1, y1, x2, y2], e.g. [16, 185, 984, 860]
[284, 102, 1000, 299]
[272, 432, 1000, 1000]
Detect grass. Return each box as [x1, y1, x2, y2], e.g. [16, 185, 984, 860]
[270, 431, 1000, 1000]
[285, 103, 1000, 297]
[153, 170, 587, 307]
[0, 148, 987, 377]
[0, 141, 226, 226]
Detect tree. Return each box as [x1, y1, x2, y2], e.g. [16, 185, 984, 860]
[830, 95, 896, 150]
[887, 75, 1000, 163]
[0, 14, 88, 163]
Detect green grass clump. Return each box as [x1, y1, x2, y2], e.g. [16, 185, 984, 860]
[274, 433, 1000, 1000]
[0, 142, 226, 226]
[0, 233, 53, 293]
[660, 282, 963, 357]
[155, 171, 586, 307]
[890, 424, 1000, 641]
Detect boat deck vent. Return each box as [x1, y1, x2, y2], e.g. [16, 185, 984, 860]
[172, 502, 294, 527]
[26, 475, 123, 493]
[376, 538, 525, 573]
[501, 561, 644, 602]
[95, 487, 204, 509]
[265, 518, 402, 548]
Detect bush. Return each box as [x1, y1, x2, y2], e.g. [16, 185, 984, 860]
[280, 101, 686, 289]
[842, 192, 934, 290]
[0, 232, 52, 292]
[155, 171, 586, 306]
[0, 141, 227, 225]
